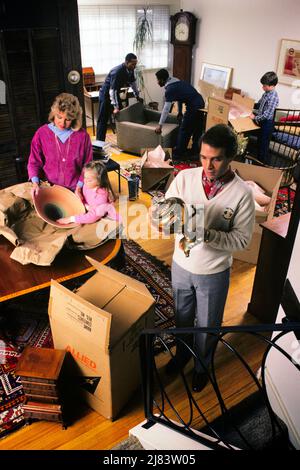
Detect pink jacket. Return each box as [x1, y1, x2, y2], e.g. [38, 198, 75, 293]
[74, 186, 119, 224]
[27, 125, 93, 191]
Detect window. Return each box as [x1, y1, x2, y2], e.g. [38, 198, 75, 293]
[78, 5, 170, 75]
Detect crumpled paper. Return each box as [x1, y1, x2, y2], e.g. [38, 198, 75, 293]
[142, 145, 173, 168]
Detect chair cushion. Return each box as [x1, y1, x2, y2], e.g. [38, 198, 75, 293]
[273, 131, 300, 150]
[279, 114, 300, 122]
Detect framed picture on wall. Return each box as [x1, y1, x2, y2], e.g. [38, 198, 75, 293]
[200, 63, 232, 89]
[277, 38, 300, 86]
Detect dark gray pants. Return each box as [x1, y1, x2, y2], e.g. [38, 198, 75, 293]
[171, 261, 230, 372]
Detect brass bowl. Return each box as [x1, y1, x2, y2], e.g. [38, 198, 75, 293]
[33, 185, 85, 228]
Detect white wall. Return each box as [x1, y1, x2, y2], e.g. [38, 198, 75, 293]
[182, 0, 300, 108]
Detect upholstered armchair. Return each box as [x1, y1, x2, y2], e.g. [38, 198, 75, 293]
[115, 102, 179, 154]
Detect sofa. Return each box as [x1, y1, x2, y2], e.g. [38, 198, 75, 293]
[115, 102, 179, 155]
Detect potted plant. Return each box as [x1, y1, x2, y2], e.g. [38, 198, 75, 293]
[133, 7, 152, 52]
[133, 7, 157, 108]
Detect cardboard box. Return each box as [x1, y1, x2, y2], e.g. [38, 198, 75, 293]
[205, 97, 229, 130]
[82, 67, 95, 86]
[141, 148, 174, 192]
[48, 257, 155, 420]
[206, 94, 259, 133]
[229, 93, 259, 133]
[198, 79, 226, 107]
[231, 161, 282, 264]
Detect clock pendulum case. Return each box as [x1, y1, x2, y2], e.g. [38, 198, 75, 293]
[170, 10, 197, 83]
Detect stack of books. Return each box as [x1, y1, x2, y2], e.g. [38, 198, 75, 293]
[92, 140, 111, 162]
[15, 347, 67, 428]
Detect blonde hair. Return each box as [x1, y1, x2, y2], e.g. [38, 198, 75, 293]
[48, 93, 82, 131]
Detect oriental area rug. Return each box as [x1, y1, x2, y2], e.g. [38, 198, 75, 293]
[0, 239, 174, 440]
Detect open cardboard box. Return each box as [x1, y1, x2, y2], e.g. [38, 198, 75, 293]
[141, 147, 174, 192]
[206, 94, 259, 133]
[231, 161, 282, 264]
[198, 79, 226, 108]
[48, 257, 155, 420]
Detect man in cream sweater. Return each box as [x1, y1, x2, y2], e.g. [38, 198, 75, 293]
[165, 124, 255, 392]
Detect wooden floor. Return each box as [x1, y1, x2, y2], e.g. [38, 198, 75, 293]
[0, 129, 260, 450]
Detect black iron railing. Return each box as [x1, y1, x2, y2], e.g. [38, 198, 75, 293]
[139, 323, 300, 450]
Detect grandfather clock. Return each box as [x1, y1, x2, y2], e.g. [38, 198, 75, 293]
[170, 10, 197, 83]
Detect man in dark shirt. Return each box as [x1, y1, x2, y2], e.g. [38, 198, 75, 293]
[96, 53, 142, 141]
[155, 69, 205, 160]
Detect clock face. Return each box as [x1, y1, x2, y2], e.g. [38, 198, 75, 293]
[175, 21, 189, 42]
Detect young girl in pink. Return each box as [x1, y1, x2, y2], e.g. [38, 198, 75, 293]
[57, 161, 119, 225]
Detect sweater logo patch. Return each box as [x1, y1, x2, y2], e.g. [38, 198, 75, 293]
[223, 207, 234, 220]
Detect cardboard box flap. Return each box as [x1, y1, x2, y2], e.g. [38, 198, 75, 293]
[231, 161, 282, 193]
[229, 117, 259, 133]
[85, 256, 154, 300]
[206, 97, 230, 130]
[232, 93, 254, 111]
[207, 97, 229, 116]
[49, 280, 111, 350]
[198, 79, 226, 105]
[229, 94, 259, 132]
[75, 271, 125, 309]
[106, 287, 154, 347]
[231, 161, 282, 221]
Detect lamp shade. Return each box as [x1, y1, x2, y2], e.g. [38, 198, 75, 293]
[33, 185, 85, 228]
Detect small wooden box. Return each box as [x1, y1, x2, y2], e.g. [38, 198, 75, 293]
[16, 347, 68, 428]
[82, 67, 95, 86]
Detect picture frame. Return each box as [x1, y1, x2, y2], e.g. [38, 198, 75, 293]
[200, 62, 233, 89]
[277, 39, 300, 86]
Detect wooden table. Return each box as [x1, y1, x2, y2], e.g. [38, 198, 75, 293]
[84, 89, 99, 136]
[0, 237, 121, 302]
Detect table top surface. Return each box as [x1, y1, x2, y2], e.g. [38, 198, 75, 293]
[260, 212, 291, 239]
[0, 237, 121, 302]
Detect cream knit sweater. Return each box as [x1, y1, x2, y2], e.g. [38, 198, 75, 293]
[165, 167, 255, 275]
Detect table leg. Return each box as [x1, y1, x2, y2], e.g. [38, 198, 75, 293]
[91, 99, 95, 136]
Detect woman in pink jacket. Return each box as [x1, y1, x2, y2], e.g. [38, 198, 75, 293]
[27, 93, 93, 198]
[57, 161, 119, 225]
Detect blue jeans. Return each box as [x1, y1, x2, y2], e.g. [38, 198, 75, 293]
[171, 261, 230, 372]
[258, 120, 274, 163]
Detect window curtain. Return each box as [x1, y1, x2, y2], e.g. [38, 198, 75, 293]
[78, 5, 170, 75]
